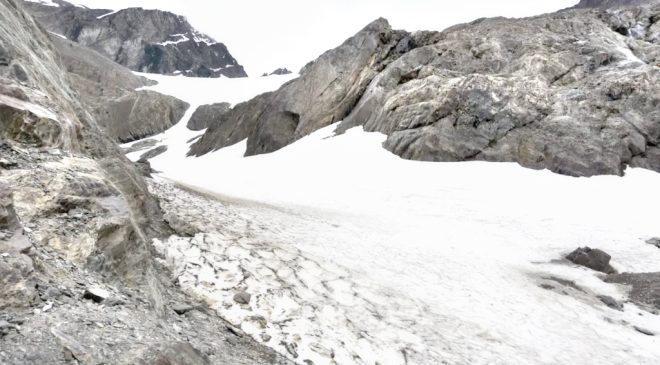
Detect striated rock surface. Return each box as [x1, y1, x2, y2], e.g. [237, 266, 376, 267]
[573, 0, 659, 8]
[187, 102, 231, 131]
[21, 0, 247, 78]
[51, 35, 189, 142]
[0, 1, 291, 363]
[191, 5, 660, 177]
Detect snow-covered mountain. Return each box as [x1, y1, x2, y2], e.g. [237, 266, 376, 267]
[21, 0, 247, 78]
[3, 0, 660, 364]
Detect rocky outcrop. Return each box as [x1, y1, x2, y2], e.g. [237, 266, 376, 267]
[21, 0, 247, 78]
[262, 68, 293, 76]
[191, 6, 660, 177]
[187, 102, 231, 131]
[51, 35, 189, 142]
[605, 272, 660, 310]
[566, 247, 617, 274]
[190, 18, 412, 156]
[573, 0, 659, 8]
[0, 1, 290, 363]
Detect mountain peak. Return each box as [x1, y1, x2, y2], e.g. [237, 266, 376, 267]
[20, 0, 247, 78]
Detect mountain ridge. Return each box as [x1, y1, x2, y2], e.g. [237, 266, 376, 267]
[190, 4, 660, 177]
[21, 0, 248, 78]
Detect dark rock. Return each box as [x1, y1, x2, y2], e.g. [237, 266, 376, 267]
[634, 326, 656, 336]
[233, 291, 251, 305]
[83, 287, 110, 303]
[138, 145, 168, 163]
[172, 303, 194, 315]
[146, 342, 212, 365]
[268, 68, 293, 76]
[0, 158, 18, 169]
[11, 63, 28, 82]
[597, 295, 624, 310]
[260, 333, 272, 342]
[281, 341, 299, 358]
[0, 42, 10, 66]
[605, 272, 660, 310]
[23, 1, 247, 78]
[646, 238, 660, 249]
[123, 139, 158, 154]
[545, 276, 586, 292]
[566, 247, 617, 274]
[187, 103, 231, 131]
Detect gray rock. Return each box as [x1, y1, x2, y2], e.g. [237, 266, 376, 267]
[83, 287, 110, 303]
[646, 237, 660, 248]
[190, 6, 660, 177]
[22, 0, 247, 78]
[138, 145, 168, 163]
[233, 291, 251, 305]
[633, 326, 656, 336]
[597, 295, 624, 310]
[49, 35, 189, 143]
[190, 18, 408, 157]
[0, 158, 17, 169]
[0, 183, 19, 231]
[572, 0, 659, 9]
[172, 303, 194, 315]
[123, 139, 158, 154]
[188, 103, 232, 131]
[96, 91, 189, 143]
[566, 247, 617, 274]
[268, 68, 293, 76]
[605, 272, 660, 310]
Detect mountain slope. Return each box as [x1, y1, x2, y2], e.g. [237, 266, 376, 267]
[21, 0, 247, 78]
[0, 0, 290, 363]
[190, 4, 660, 177]
[51, 35, 189, 142]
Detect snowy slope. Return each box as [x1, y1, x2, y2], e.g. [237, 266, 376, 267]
[124, 74, 660, 365]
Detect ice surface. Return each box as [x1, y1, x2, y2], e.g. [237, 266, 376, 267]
[127, 74, 660, 365]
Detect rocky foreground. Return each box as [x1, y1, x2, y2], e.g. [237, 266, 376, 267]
[190, 0, 660, 177]
[0, 0, 288, 363]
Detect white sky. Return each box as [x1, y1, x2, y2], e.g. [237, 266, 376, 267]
[71, 1, 579, 76]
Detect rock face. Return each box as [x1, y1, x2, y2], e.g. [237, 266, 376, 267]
[573, 0, 659, 8]
[191, 6, 660, 177]
[187, 102, 231, 131]
[51, 35, 189, 142]
[190, 18, 411, 156]
[0, 1, 290, 363]
[21, 0, 247, 78]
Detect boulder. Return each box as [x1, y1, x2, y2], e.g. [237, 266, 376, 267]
[187, 103, 231, 131]
[566, 247, 617, 274]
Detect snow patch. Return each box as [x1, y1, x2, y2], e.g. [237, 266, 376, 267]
[126, 72, 660, 365]
[158, 33, 189, 46]
[48, 31, 67, 40]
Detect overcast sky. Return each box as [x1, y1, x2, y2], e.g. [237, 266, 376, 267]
[71, 1, 579, 76]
